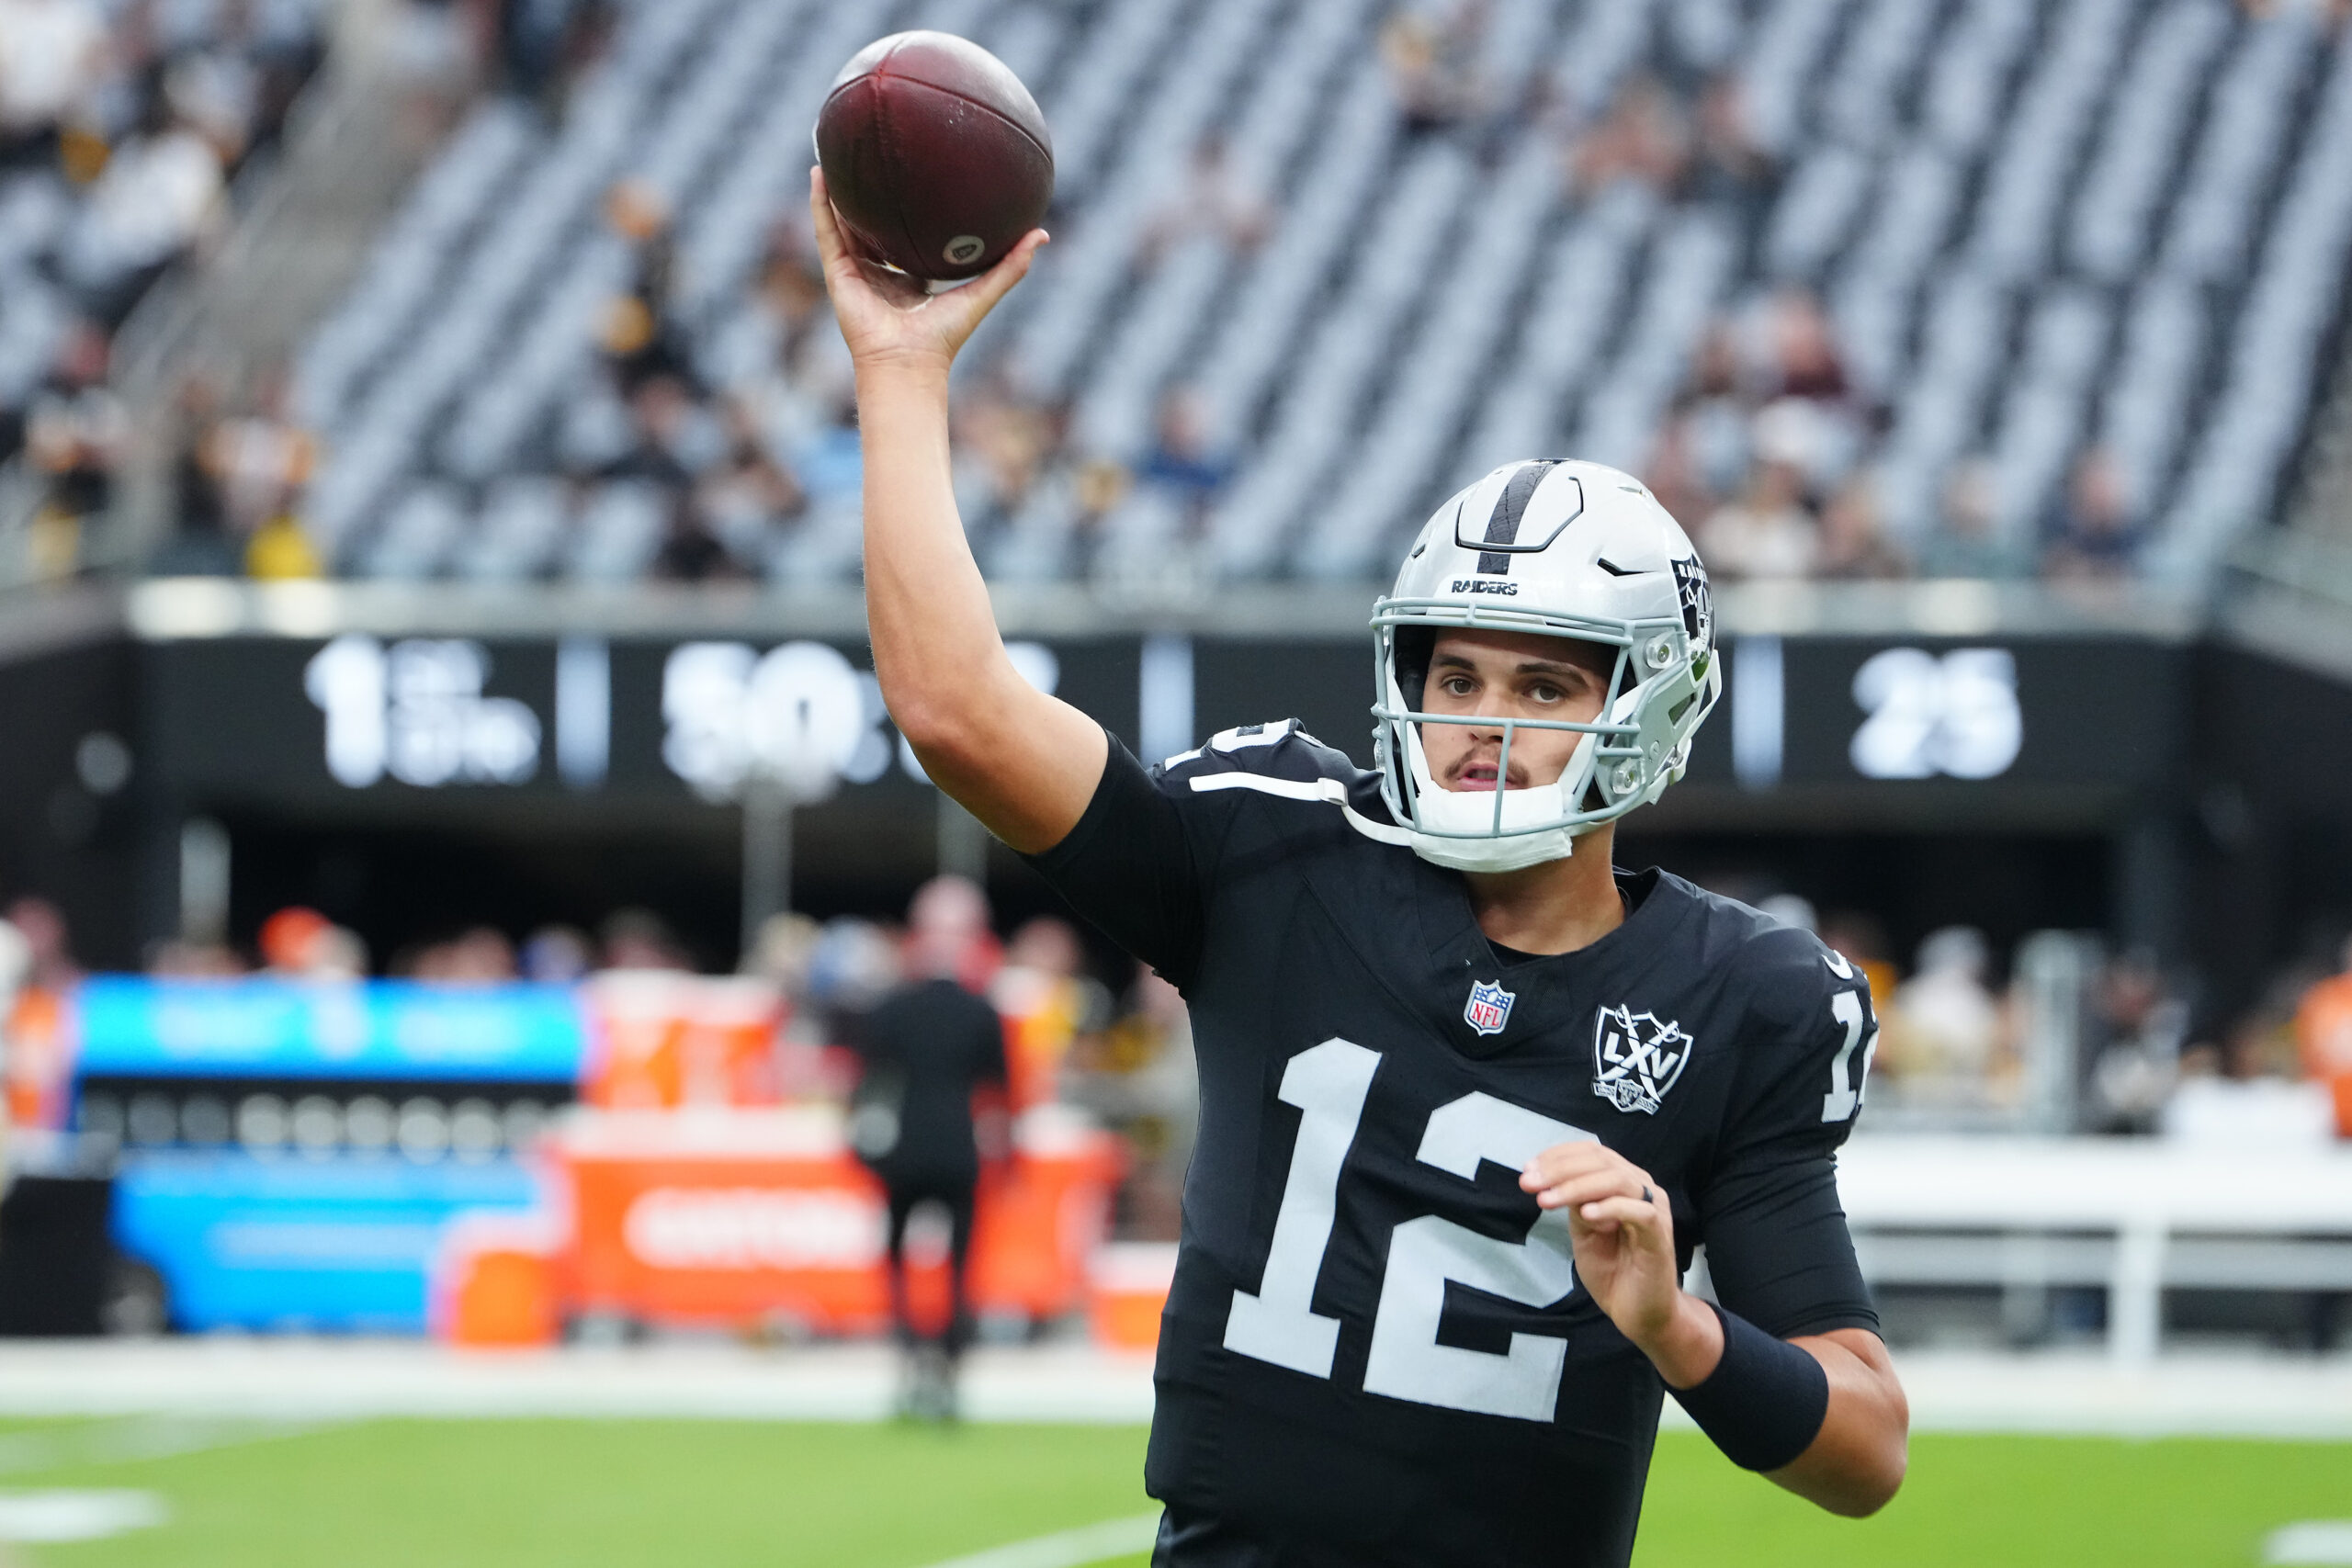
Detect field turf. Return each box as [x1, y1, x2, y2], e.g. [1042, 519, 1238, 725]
[6, 1416, 2347, 1567]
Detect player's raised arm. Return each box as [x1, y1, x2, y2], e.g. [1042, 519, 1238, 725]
[811, 169, 1105, 853]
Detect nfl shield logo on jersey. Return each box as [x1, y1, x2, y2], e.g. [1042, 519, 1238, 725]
[1464, 979, 1516, 1036]
[1591, 1005, 1693, 1114]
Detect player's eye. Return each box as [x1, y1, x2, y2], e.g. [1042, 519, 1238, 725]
[1527, 681, 1564, 705]
[1439, 674, 1476, 698]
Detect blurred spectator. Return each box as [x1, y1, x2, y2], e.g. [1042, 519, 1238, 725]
[0, 0, 103, 166]
[3, 896, 79, 992]
[990, 915, 1110, 1111]
[145, 937, 245, 976]
[600, 179, 693, 395]
[209, 371, 317, 536]
[1814, 474, 1907, 580]
[805, 916, 905, 1024]
[258, 905, 367, 980]
[410, 926, 519, 983]
[1880, 927, 2007, 1102]
[148, 375, 238, 574]
[1136, 387, 1232, 537]
[705, 227, 853, 458]
[1674, 321, 1752, 496]
[1381, 2, 1488, 138]
[497, 0, 615, 118]
[1917, 458, 2033, 581]
[844, 888, 1010, 1422]
[2087, 949, 2191, 1133]
[58, 92, 225, 324]
[1065, 965, 1198, 1240]
[605, 374, 718, 488]
[21, 318, 123, 578]
[2165, 979, 2335, 1147]
[2043, 447, 2143, 580]
[953, 374, 1061, 524]
[1068, 456, 1135, 580]
[1698, 457, 1815, 580]
[1568, 73, 1690, 200]
[740, 911, 818, 987]
[742, 911, 832, 1100]
[1139, 136, 1272, 262]
[1689, 73, 1774, 209]
[695, 401, 805, 567]
[1763, 288, 1851, 404]
[599, 907, 691, 972]
[520, 923, 594, 984]
[2295, 935, 2352, 1136]
[243, 501, 322, 579]
[208, 372, 327, 579]
[650, 491, 748, 583]
[1642, 412, 1716, 533]
[905, 874, 1001, 994]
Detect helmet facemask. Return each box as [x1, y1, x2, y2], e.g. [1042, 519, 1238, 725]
[1360, 458, 1724, 874]
[1370, 606, 1717, 874]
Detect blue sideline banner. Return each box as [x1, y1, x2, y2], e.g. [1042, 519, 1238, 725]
[74, 978, 587, 1083]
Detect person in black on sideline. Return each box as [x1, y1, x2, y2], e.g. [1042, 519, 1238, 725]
[845, 879, 1010, 1421]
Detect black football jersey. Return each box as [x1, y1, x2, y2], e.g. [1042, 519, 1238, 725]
[1023, 722, 1880, 1568]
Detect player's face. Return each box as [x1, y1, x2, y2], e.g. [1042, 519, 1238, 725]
[1419, 630, 1614, 793]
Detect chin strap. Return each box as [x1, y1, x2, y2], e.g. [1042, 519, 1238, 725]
[1185, 771, 1578, 866]
[1338, 797, 1415, 848]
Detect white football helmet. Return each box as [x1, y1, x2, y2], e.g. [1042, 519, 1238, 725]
[1363, 458, 1722, 873]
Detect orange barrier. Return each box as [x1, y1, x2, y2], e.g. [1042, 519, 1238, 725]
[2298, 971, 2352, 1137]
[433, 1213, 565, 1347]
[5, 987, 72, 1131]
[581, 974, 783, 1111]
[549, 1107, 1125, 1334]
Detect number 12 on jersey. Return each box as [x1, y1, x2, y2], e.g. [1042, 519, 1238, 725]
[1223, 1038, 1597, 1422]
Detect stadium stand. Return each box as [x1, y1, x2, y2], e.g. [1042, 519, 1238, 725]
[78, 0, 2352, 588]
[0, 0, 336, 576]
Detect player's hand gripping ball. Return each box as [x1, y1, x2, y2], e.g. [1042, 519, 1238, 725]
[814, 31, 1054, 287]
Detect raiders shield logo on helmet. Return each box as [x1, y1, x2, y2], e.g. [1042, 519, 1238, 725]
[1671, 557, 1713, 655]
[1592, 1005, 1692, 1114]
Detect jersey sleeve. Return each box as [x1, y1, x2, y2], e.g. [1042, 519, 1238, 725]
[1019, 718, 1363, 993]
[1694, 929, 1882, 1341]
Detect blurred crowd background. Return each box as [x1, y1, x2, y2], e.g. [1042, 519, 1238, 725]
[6, 0, 2351, 587]
[6, 869, 2349, 1245]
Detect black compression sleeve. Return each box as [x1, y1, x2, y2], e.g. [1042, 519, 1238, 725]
[1699, 1152, 1878, 1340]
[1668, 1304, 1830, 1472]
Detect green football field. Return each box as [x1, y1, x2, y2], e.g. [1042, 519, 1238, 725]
[5, 1416, 2347, 1567]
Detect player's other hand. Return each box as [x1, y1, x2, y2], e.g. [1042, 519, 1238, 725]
[811, 167, 1047, 378]
[1522, 1140, 1721, 1387]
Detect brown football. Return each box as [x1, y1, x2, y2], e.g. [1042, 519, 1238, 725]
[814, 31, 1054, 285]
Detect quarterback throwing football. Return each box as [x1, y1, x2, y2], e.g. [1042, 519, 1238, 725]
[815, 171, 1906, 1568]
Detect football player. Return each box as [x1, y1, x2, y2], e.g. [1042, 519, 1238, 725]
[813, 172, 1906, 1568]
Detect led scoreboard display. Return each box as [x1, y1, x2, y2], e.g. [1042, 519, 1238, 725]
[136, 628, 2185, 825]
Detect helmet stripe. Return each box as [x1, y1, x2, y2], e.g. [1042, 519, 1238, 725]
[1476, 459, 1561, 573]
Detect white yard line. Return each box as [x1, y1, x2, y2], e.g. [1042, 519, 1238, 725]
[0, 1342, 2349, 1438]
[0, 1490, 168, 1542]
[0, 1416, 326, 1475]
[914, 1513, 1162, 1568]
[2267, 1523, 2352, 1565]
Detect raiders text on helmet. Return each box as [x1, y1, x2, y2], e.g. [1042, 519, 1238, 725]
[1362, 458, 1722, 873]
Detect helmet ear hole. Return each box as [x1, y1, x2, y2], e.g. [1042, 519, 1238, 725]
[1392, 626, 1436, 709]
